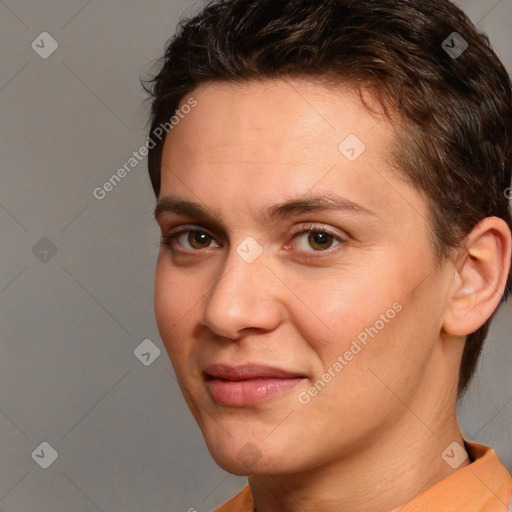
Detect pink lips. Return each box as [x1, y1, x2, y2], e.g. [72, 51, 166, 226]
[204, 363, 306, 406]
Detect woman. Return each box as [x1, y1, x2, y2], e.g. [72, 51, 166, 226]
[145, 1, 512, 510]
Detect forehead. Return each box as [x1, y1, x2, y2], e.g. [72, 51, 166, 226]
[167, 79, 387, 161]
[159, 78, 427, 228]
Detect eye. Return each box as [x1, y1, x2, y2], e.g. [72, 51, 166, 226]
[290, 226, 344, 252]
[161, 228, 220, 251]
[161, 224, 345, 256]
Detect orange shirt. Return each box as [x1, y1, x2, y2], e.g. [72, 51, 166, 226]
[214, 441, 512, 512]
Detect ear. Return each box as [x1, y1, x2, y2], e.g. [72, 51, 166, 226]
[442, 217, 512, 336]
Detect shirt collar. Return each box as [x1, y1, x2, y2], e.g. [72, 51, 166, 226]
[215, 441, 512, 512]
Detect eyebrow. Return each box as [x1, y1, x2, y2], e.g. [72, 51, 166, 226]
[154, 194, 377, 224]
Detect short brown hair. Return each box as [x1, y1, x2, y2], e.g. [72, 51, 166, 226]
[144, 0, 512, 397]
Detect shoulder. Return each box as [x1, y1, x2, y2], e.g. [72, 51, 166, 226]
[213, 485, 253, 512]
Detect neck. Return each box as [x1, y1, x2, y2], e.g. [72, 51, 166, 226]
[248, 400, 469, 512]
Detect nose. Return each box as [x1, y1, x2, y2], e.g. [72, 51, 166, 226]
[201, 247, 283, 339]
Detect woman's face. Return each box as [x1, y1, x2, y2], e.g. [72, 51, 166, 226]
[154, 79, 456, 475]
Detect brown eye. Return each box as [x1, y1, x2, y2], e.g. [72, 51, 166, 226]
[293, 228, 343, 252]
[290, 226, 344, 255]
[161, 226, 221, 253]
[307, 231, 334, 250]
[187, 231, 213, 249]
[163, 229, 220, 251]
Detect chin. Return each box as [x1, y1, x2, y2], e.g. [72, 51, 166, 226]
[204, 439, 265, 475]
[210, 452, 283, 476]
[205, 435, 306, 476]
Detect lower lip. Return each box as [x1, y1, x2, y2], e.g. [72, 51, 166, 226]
[206, 377, 305, 406]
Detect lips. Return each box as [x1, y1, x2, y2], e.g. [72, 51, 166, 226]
[204, 363, 307, 406]
[204, 363, 304, 381]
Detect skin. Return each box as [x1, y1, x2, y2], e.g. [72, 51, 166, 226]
[153, 79, 511, 512]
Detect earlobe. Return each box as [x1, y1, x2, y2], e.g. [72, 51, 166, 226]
[442, 217, 512, 337]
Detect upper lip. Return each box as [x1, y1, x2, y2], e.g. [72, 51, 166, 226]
[204, 363, 306, 381]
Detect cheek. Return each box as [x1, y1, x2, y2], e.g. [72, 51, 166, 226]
[289, 269, 397, 355]
[328, 275, 445, 399]
[290, 258, 439, 387]
[153, 260, 199, 351]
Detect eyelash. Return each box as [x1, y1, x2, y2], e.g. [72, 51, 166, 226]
[160, 224, 347, 259]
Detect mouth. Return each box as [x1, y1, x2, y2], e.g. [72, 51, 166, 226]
[203, 363, 307, 406]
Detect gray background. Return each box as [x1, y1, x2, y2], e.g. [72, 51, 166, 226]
[0, 0, 511, 510]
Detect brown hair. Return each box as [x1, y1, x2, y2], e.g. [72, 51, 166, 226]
[144, 0, 512, 397]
